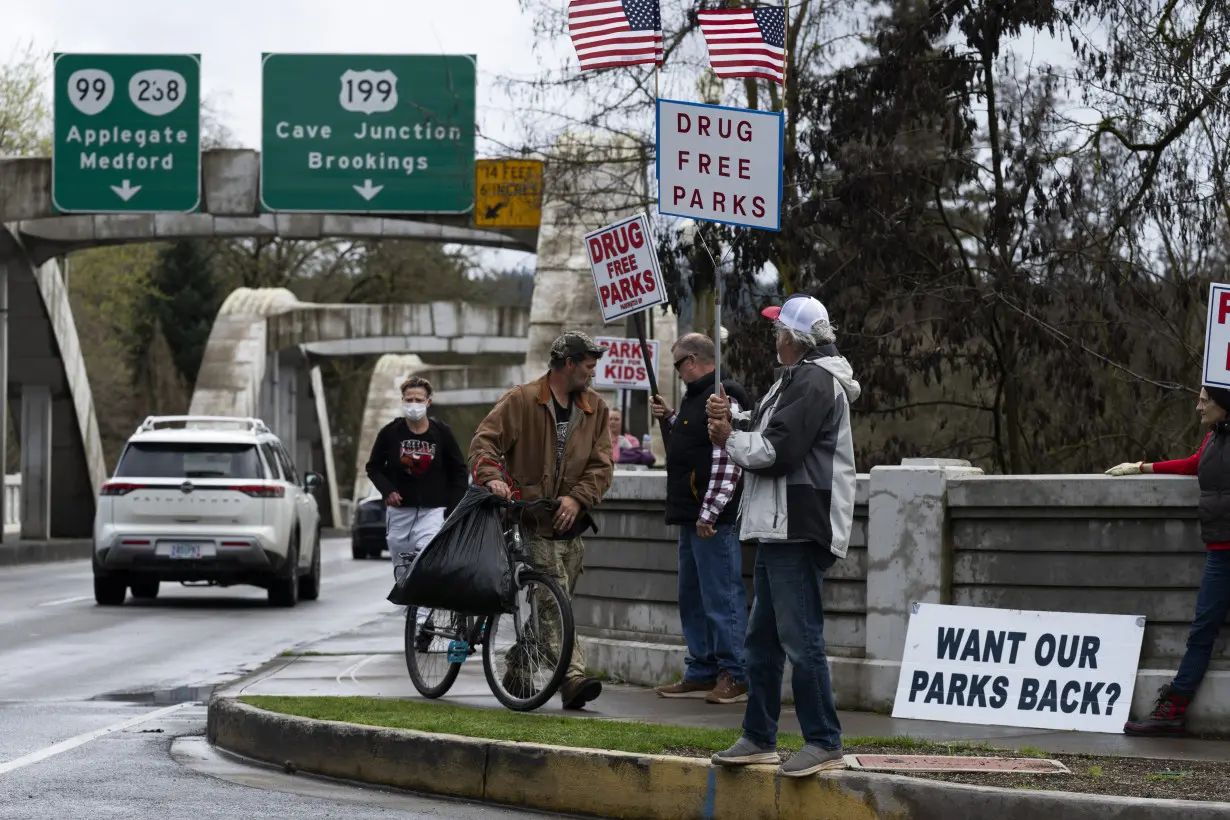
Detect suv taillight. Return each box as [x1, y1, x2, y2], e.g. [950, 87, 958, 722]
[101, 482, 145, 496]
[231, 485, 285, 498]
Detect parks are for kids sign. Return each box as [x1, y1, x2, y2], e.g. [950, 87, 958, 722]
[585, 213, 669, 323]
[592, 337, 660, 391]
[892, 603, 1145, 734]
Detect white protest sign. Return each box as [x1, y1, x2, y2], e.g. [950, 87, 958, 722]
[593, 337, 660, 391]
[656, 98, 784, 231]
[585, 213, 669, 323]
[1204, 283, 1230, 388]
[892, 603, 1145, 734]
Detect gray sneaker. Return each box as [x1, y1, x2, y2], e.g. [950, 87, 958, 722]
[711, 736, 781, 766]
[780, 744, 845, 777]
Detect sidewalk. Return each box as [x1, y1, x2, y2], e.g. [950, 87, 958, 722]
[223, 608, 1230, 763]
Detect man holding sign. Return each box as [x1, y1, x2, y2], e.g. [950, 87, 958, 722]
[649, 333, 753, 705]
[704, 295, 861, 777]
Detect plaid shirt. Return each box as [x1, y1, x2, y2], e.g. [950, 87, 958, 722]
[667, 398, 743, 525]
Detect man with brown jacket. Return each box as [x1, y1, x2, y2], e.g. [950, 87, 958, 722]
[469, 330, 615, 709]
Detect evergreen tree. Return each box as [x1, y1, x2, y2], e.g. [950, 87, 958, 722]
[135, 240, 221, 391]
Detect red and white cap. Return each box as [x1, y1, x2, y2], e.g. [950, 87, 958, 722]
[761, 295, 829, 333]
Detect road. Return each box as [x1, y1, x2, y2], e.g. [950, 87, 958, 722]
[0, 538, 552, 819]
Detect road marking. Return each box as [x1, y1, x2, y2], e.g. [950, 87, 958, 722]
[37, 595, 94, 607]
[0, 702, 192, 776]
[334, 654, 379, 685]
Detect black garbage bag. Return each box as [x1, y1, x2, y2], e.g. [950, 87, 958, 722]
[387, 483, 515, 615]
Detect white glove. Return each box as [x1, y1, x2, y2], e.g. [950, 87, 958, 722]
[1104, 462, 1144, 476]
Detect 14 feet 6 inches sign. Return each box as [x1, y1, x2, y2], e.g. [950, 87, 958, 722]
[892, 603, 1145, 733]
[53, 53, 201, 213]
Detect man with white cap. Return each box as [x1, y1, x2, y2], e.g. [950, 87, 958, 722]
[704, 294, 862, 777]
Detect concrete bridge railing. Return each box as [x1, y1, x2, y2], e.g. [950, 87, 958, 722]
[589, 465, 1229, 732]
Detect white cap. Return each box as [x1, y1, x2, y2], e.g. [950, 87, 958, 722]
[761, 295, 829, 333]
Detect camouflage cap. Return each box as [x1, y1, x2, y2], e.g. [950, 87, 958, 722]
[550, 330, 606, 362]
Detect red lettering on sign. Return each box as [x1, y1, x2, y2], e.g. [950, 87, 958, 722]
[738, 120, 752, 142]
[714, 191, 727, 212]
[698, 115, 711, 136]
[678, 150, 690, 171]
[1220, 291, 1230, 325]
[733, 194, 746, 215]
[739, 157, 751, 179]
[673, 185, 686, 205]
[698, 153, 712, 174]
[690, 189, 703, 208]
[677, 112, 691, 133]
[753, 196, 766, 218]
[599, 284, 611, 306]
[627, 220, 644, 249]
[588, 237, 604, 264]
[643, 270, 657, 293]
[618, 278, 633, 301]
[601, 233, 618, 261]
[718, 156, 731, 177]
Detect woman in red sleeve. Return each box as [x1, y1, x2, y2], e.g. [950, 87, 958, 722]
[1105, 385, 1230, 736]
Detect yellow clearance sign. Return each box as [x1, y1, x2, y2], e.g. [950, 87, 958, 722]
[475, 159, 544, 228]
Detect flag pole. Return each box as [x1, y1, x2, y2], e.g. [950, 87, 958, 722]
[783, 0, 790, 113]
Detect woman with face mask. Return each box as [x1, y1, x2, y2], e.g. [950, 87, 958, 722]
[364, 377, 469, 592]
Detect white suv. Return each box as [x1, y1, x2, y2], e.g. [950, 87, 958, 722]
[92, 415, 323, 608]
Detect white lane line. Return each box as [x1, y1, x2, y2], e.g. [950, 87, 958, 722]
[0, 702, 192, 776]
[348, 654, 380, 683]
[335, 657, 364, 685]
[37, 595, 94, 607]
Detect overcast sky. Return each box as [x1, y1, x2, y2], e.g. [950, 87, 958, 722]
[4, 0, 555, 155]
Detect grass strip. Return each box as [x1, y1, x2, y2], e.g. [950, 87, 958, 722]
[240, 695, 1022, 759]
[242, 695, 798, 755]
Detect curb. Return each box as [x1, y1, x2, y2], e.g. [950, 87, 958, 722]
[0, 539, 92, 567]
[206, 698, 1230, 820]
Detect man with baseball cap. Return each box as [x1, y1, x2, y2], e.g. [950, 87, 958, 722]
[705, 293, 862, 777]
[469, 330, 614, 709]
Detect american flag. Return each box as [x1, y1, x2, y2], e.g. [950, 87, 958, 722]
[568, 0, 664, 71]
[697, 5, 786, 85]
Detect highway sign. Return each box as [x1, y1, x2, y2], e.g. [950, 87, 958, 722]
[52, 53, 201, 213]
[475, 159, 543, 228]
[260, 53, 476, 213]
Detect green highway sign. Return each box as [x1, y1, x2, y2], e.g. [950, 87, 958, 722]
[52, 53, 201, 213]
[260, 53, 476, 214]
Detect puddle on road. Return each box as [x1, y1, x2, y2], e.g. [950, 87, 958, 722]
[92, 684, 217, 705]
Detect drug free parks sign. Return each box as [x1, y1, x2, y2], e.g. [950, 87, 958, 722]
[656, 98, 784, 231]
[892, 603, 1145, 734]
[585, 214, 669, 322]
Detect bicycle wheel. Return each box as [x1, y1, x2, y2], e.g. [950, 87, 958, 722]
[405, 606, 465, 698]
[482, 568, 575, 712]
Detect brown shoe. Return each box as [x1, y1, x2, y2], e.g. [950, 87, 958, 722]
[655, 679, 715, 699]
[560, 676, 603, 710]
[705, 671, 748, 704]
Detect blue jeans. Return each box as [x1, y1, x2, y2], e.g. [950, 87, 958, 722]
[677, 523, 748, 683]
[1173, 549, 1230, 694]
[742, 542, 842, 751]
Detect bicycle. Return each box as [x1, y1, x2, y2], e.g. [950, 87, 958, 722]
[403, 496, 576, 712]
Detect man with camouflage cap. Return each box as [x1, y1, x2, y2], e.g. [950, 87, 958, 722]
[469, 330, 615, 709]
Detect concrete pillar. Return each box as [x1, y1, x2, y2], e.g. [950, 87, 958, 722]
[19, 384, 52, 541]
[863, 458, 983, 707]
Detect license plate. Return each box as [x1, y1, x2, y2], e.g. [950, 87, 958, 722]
[169, 543, 202, 559]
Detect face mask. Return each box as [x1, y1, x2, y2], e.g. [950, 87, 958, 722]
[403, 402, 427, 421]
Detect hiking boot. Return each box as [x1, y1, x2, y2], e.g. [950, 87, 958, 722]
[705, 671, 748, 704]
[561, 676, 603, 710]
[780, 745, 845, 777]
[1124, 684, 1192, 736]
[655, 679, 715, 699]
[711, 736, 781, 766]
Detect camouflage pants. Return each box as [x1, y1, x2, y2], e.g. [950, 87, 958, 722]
[504, 534, 586, 685]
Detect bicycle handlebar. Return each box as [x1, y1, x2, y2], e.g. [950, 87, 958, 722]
[505, 498, 560, 513]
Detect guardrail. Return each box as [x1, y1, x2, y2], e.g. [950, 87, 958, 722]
[4, 474, 19, 535]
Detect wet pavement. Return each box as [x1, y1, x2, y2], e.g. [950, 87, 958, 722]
[0, 539, 554, 819]
[235, 612, 1230, 763]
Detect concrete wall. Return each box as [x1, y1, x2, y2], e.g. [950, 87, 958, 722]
[579, 470, 870, 687]
[583, 466, 1230, 733]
